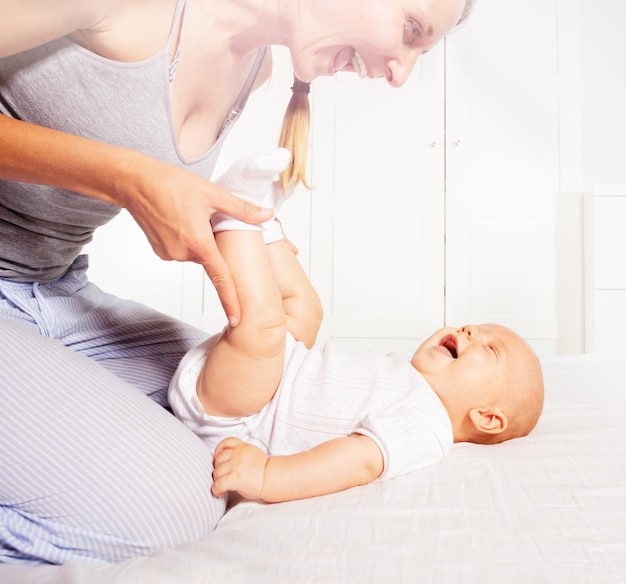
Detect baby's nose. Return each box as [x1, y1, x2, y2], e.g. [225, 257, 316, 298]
[459, 325, 478, 339]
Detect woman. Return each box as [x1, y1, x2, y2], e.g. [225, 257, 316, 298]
[0, 0, 472, 565]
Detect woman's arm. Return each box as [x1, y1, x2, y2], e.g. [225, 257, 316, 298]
[0, 0, 105, 58]
[0, 1, 274, 323]
[212, 434, 384, 502]
[0, 114, 273, 323]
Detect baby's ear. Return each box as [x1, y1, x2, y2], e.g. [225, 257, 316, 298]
[468, 407, 508, 436]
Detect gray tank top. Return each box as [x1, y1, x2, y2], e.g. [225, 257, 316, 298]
[0, 0, 267, 282]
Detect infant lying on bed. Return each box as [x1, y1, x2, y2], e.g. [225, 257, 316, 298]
[169, 149, 545, 503]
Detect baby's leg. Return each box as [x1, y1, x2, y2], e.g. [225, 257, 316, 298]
[197, 230, 286, 418]
[213, 148, 322, 347]
[211, 147, 292, 243]
[196, 150, 293, 418]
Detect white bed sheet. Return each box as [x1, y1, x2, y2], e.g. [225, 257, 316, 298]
[2, 353, 625, 584]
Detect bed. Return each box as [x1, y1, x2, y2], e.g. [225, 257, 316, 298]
[2, 353, 625, 583]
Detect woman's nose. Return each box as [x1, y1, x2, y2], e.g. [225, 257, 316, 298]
[386, 50, 422, 88]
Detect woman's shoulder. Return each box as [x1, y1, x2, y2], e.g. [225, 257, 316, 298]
[66, 0, 182, 62]
[0, 0, 116, 59]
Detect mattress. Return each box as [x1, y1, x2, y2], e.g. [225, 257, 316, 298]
[2, 353, 625, 583]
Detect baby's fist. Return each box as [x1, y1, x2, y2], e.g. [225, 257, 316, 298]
[211, 437, 268, 500]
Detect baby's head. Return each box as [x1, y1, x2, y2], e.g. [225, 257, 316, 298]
[411, 324, 544, 444]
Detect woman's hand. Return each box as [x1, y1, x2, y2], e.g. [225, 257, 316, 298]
[0, 116, 272, 325]
[122, 156, 274, 326]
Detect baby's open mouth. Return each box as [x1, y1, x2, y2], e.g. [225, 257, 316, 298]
[440, 336, 458, 359]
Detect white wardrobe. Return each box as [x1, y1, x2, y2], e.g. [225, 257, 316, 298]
[88, 0, 597, 358]
[304, 0, 583, 357]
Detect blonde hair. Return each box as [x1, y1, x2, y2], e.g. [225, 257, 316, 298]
[277, 0, 477, 192]
[278, 76, 311, 193]
[457, 0, 477, 27]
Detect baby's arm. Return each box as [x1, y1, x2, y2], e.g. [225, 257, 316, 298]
[212, 434, 384, 502]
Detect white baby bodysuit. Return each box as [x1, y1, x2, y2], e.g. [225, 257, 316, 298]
[169, 333, 453, 480]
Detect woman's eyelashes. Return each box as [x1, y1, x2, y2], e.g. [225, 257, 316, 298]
[403, 19, 423, 44]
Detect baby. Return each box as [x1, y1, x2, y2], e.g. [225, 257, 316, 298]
[169, 149, 544, 503]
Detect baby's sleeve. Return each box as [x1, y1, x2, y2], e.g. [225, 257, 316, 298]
[356, 405, 452, 481]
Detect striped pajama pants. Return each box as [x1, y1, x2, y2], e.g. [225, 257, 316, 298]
[0, 255, 225, 565]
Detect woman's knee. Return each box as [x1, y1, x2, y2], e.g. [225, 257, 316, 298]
[0, 322, 223, 563]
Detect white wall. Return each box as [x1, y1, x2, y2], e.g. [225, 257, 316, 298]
[580, 0, 626, 188]
[86, 2, 626, 354]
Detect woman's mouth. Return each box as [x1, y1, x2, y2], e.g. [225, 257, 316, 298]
[351, 50, 367, 78]
[334, 47, 368, 78]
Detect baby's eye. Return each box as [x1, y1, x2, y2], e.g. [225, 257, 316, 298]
[403, 19, 422, 45]
[487, 345, 499, 359]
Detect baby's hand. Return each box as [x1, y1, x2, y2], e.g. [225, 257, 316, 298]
[211, 437, 268, 500]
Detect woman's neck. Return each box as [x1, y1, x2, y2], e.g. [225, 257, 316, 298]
[205, 0, 290, 55]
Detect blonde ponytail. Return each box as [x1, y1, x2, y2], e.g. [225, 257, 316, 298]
[278, 76, 311, 192]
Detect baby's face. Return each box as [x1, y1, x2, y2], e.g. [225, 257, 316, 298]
[411, 324, 537, 410]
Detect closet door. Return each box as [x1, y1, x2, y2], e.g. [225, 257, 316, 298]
[444, 0, 566, 355]
[309, 46, 446, 355]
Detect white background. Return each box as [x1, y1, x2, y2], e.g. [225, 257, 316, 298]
[86, 0, 626, 358]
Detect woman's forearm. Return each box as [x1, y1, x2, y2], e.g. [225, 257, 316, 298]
[0, 114, 149, 207]
[0, 115, 280, 325]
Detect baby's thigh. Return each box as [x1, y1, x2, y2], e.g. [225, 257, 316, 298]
[0, 320, 224, 565]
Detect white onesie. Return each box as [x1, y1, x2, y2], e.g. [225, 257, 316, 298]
[169, 333, 453, 480]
